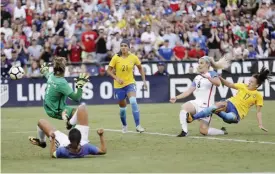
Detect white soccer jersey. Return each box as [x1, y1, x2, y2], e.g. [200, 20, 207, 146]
[192, 71, 218, 108]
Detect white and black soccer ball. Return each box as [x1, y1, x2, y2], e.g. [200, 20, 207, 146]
[8, 66, 25, 80]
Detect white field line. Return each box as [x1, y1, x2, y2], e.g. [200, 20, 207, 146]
[7, 128, 275, 145]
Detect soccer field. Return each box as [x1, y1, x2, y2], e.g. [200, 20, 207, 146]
[2, 102, 275, 173]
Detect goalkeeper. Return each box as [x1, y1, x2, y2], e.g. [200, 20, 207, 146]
[41, 57, 90, 130]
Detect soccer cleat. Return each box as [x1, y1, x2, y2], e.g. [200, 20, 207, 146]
[177, 130, 188, 137]
[221, 127, 228, 135]
[136, 125, 145, 133]
[66, 121, 73, 130]
[28, 136, 47, 148]
[122, 126, 128, 133]
[186, 112, 194, 123]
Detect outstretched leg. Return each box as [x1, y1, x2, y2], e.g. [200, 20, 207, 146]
[29, 119, 56, 148]
[187, 102, 227, 123]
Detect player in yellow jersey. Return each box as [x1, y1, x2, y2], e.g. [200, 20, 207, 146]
[186, 67, 270, 132]
[107, 39, 147, 133]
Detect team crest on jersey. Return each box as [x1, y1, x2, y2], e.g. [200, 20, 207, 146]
[253, 94, 256, 98]
[129, 61, 134, 65]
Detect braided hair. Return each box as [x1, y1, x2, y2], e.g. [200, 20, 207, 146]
[253, 67, 271, 87]
[53, 57, 66, 76]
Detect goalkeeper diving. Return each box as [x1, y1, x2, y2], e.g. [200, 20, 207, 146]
[40, 57, 90, 129]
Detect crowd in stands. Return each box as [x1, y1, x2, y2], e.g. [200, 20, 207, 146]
[1, 0, 275, 78]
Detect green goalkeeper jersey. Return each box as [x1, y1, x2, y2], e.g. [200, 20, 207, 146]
[43, 72, 82, 119]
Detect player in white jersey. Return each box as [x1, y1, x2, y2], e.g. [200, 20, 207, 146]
[170, 56, 228, 137]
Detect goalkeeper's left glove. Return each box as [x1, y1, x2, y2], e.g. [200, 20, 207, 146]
[40, 63, 49, 74]
[74, 73, 90, 89]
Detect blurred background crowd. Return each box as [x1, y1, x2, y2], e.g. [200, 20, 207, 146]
[1, 0, 275, 78]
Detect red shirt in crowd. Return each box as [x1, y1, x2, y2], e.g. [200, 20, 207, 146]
[188, 49, 205, 59]
[25, 8, 33, 26]
[98, 0, 112, 7]
[173, 46, 187, 60]
[81, 31, 98, 53]
[170, 0, 180, 12]
[70, 44, 82, 62]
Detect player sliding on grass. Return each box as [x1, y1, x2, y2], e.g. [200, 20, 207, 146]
[28, 104, 106, 158]
[170, 56, 232, 137]
[107, 39, 147, 133]
[186, 67, 270, 132]
[40, 57, 89, 130]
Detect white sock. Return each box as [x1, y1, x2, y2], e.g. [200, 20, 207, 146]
[179, 110, 188, 133]
[207, 127, 225, 135]
[37, 126, 46, 142]
[69, 109, 78, 125]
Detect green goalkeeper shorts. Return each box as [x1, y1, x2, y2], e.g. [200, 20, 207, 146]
[44, 105, 75, 120]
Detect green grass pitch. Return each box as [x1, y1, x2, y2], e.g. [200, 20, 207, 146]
[1, 102, 275, 173]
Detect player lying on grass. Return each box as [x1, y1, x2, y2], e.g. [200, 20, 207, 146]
[107, 39, 147, 133]
[40, 57, 89, 130]
[28, 104, 106, 158]
[186, 67, 270, 132]
[170, 56, 230, 137]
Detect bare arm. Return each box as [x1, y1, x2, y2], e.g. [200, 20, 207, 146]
[219, 76, 237, 89]
[136, 64, 146, 83]
[50, 133, 56, 158]
[106, 66, 117, 80]
[176, 86, 196, 100]
[206, 76, 221, 87]
[95, 129, 106, 155]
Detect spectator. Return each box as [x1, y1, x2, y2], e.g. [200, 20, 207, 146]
[256, 37, 269, 58]
[234, 42, 249, 60]
[173, 41, 188, 61]
[158, 40, 174, 61]
[247, 44, 257, 59]
[81, 23, 98, 62]
[55, 37, 69, 61]
[98, 67, 106, 77]
[141, 24, 156, 55]
[1, 52, 12, 78]
[268, 38, 275, 56]
[1, 4, 11, 27]
[68, 36, 83, 63]
[208, 26, 221, 60]
[95, 26, 108, 63]
[40, 41, 53, 63]
[27, 61, 41, 78]
[0, 20, 13, 42]
[154, 62, 169, 76]
[188, 43, 205, 59]
[13, 1, 26, 20]
[27, 39, 43, 61]
[109, 32, 122, 54]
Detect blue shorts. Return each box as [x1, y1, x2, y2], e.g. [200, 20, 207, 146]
[226, 101, 240, 122]
[114, 84, 136, 101]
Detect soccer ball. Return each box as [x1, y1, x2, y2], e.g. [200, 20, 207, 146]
[8, 66, 25, 80]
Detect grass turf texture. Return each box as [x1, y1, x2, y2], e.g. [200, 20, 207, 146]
[2, 102, 275, 173]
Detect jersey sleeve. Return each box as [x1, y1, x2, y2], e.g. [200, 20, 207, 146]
[233, 83, 246, 90]
[134, 54, 141, 66]
[256, 93, 264, 107]
[209, 71, 218, 78]
[109, 55, 117, 68]
[58, 80, 74, 96]
[87, 144, 100, 155]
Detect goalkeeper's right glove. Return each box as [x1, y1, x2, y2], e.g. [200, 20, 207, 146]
[40, 63, 49, 74]
[74, 73, 90, 89]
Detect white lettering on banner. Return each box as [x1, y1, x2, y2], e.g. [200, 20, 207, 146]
[35, 84, 47, 100]
[17, 84, 27, 101]
[100, 82, 113, 99]
[135, 81, 150, 98]
[28, 84, 34, 101]
[170, 78, 192, 98]
[82, 82, 93, 100]
[130, 60, 275, 75]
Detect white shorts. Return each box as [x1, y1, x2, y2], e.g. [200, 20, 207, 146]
[188, 100, 212, 125]
[54, 125, 90, 148]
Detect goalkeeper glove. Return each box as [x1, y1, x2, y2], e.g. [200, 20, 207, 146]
[40, 63, 49, 74]
[74, 73, 90, 89]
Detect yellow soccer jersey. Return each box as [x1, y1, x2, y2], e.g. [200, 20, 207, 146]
[109, 53, 141, 88]
[229, 83, 263, 119]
